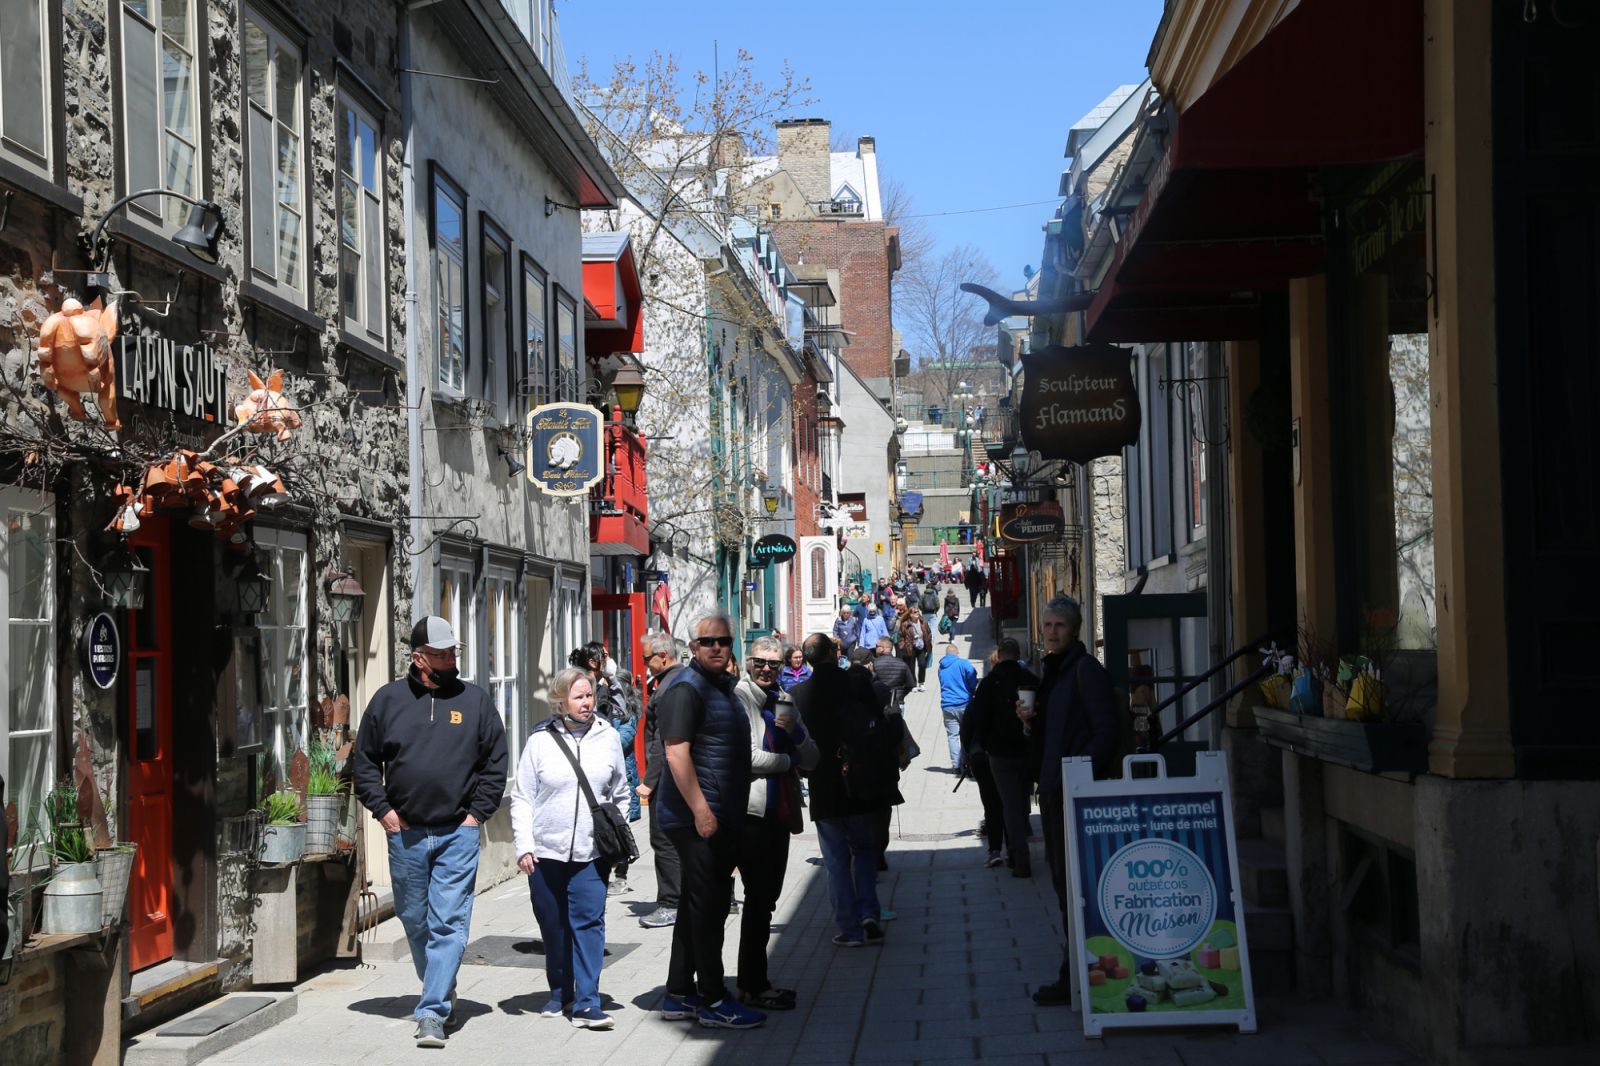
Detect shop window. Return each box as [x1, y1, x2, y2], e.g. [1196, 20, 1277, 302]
[554, 290, 579, 402]
[121, 0, 202, 233]
[338, 94, 386, 344]
[522, 255, 548, 411]
[1340, 825, 1421, 968]
[438, 557, 476, 684]
[485, 567, 519, 767]
[0, 0, 51, 173]
[432, 169, 467, 396]
[1389, 334, 1434, 649]
[1, 488, 54, 868]
[480, 217, 512, 419]
[255, 527, 308, 777]
[555, 577, 583, 667]
[242, 10, 304, 297]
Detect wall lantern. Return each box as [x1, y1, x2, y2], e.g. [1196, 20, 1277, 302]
[763, 490, 780, 516]
[102, 548, 150, 610]
[1011, 443, 1033, 480]
[87, 188, 224, 285]
[235, 553, 273, 616]
[326, 568, 367, 624]
[610, 365, 646, 414]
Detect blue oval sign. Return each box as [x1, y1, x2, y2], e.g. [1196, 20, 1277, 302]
[752, 534, 797, 564]
[83, 612, 121, 691]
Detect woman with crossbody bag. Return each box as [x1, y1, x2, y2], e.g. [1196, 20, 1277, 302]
[510, 667, 632, 1030]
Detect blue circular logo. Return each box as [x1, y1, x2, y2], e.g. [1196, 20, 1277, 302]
[1098, 839, 1216, 959]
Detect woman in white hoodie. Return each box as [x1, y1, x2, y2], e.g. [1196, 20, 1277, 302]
[510, 667, 630, 1030]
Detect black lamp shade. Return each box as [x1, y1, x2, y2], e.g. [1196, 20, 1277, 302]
[237, 555, 273, 615]
[172, 201, 223, 264]
[104, 552, 151, 610]
[327, 569, 366, 624]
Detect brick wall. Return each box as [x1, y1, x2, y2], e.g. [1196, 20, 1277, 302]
[773, 221, 896, 384]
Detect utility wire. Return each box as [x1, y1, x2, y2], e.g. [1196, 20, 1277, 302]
[898, 197, 1061, 220]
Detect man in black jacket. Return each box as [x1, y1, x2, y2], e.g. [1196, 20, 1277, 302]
[354, 616, 508, 1048]
[792, 633, 897, 947]
[963, 638, 1038, 875]
[1019, 595, 1119, 1007]
[636, 630, 683, 929]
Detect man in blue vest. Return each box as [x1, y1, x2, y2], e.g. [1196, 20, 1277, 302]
[654, 612, 765, 1029]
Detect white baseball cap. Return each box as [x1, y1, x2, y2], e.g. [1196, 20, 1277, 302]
[409, 616, 458, 650]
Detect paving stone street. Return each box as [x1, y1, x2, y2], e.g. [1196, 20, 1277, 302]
[171, 617, 1420, 1066]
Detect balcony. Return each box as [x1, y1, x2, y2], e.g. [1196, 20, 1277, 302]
[590, 410, 649, 555]
[812, 199, 864, 218]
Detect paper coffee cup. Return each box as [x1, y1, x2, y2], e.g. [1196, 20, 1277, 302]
[1017, 689, 1037, 712]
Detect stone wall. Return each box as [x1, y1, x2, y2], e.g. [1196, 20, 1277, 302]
[0, 956, 64, 1066]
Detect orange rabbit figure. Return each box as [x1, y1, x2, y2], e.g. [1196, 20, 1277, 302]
[36, 297, 120, 430]
[235, 369, 301, 442]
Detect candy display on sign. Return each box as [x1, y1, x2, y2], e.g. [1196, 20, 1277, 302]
[1065, 752, 1256, 1036]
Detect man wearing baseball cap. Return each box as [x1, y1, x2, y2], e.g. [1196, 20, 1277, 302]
[354, 616, 508, 1048]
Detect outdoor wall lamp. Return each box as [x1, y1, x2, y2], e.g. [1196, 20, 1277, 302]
[610, 365, 646, 414]
[499, 447, 526, 477]
[101, 546, 150, 610]
[1011, 443, 1033, 480]
[235, 552, 274, 616]
[88, 188, 224, 285]
[325, 567, 367, 624]
[763, 490, 780, 516]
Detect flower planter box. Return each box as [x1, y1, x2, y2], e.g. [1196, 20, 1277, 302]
[1252, 706, 1428, 775]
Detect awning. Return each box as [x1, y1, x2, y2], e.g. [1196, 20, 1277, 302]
[1086, 0, 1423, 343]
[581, 232, 644, 355]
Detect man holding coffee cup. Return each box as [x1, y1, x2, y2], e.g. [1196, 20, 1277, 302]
[964, 637, 1039, 876]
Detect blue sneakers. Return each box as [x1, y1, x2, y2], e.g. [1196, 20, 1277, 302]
[539, 995, 568, 1018]
[659, 992, 702, 1020]
[697, 997, 767, 1029]
[570, 1007, 615, 1030]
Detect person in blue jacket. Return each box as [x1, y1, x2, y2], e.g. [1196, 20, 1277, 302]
[936, 643, 978, 770]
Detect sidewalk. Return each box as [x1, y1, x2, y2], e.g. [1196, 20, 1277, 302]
[192, 609, 1421, 1065]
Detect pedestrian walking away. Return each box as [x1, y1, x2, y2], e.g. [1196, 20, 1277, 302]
[790, 634, 898, 947]
[509, 667, 632, 1030]
[654, 613, 767, 1029]
[733, 637, 820, 1009]
[636, 630, 684, 929]
[1022, 595, 1119, 1007]
[942, 587, 962, 634]
[965, 637, 1039, 876]
[937, 643, 978, 771]
[353, 616, 508, 1049]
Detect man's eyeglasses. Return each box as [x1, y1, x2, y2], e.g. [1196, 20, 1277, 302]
[694, 635, 734, 648]
[749, 657, 781, 670]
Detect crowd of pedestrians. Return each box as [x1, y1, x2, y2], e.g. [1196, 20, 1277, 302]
[350, 566, 1120, 1048]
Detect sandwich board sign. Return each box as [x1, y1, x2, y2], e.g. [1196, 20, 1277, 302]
[1064, 751, 1256, 1037]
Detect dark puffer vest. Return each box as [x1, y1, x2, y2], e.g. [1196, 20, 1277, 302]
[655, 662, 751, 832]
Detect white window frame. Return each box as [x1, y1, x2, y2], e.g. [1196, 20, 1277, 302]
[438, 556, 477, 684]
[119, 0, 203, 233]
[555, 576, 583, 669]
[0, 0, 52, 174]
[242, 9, 306, 297]
[337, 92, 386, 344]
[484, 566, 520, 769]
[433, 169, 468, 397]
[255, 527, 309, 776]
[0, 487, 54, 870]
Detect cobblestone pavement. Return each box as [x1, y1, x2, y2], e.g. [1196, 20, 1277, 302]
[193, 611, 1421, 1065]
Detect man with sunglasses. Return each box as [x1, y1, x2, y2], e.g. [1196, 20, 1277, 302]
[653, 614, 764, 1029]
[354, 616, 507, 1048]
[731, 636, 818, 1008]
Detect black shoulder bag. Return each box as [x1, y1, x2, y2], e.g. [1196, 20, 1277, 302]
[547, 725, 640, 867]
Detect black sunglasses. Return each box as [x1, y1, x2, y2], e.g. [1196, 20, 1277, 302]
[749, 657, 781, 670]
[694, 635, 734, 648]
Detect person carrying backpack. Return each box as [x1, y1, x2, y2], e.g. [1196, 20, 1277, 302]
[920, 585, 939, 615]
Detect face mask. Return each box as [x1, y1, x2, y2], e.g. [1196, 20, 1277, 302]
[838, 656, 850, 670]
[427, 664, 459, 686]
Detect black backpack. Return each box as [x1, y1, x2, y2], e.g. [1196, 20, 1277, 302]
[920, 588, 938, 613]
[837, 677, 899, 806]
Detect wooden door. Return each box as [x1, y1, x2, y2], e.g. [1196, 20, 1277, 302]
[127, 520, 174, 970]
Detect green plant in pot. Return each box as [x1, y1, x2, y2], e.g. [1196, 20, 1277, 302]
[39, 783, 104, 935]
[259, 790, 306, 865]
[303, 743, 344, 857]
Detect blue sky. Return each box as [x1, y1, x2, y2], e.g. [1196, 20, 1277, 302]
[559, 0, 1165, 293]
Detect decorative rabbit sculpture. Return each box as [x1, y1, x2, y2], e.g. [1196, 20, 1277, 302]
[36, 297, 120, 429]
[235, 369, 301, 442]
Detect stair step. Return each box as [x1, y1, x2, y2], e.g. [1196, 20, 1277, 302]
[124, 992, 297, 1066]
[1260, 805, 1286, 844]
[1236, 837, 1289, 908]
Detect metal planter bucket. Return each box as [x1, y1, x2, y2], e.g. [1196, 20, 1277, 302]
[259, 823, 306, 865]
[42, 861, 104, 935]
[304, 796, 341, 856]
[94, 845, 139, 926]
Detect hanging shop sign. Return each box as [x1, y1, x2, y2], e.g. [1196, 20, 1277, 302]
[1019, 344, 1141, 465]
[525, 403, 605, 496]
[1064, 751, 1257, 1037]
[116, 335, 231, 423]
[997, 500, 1065, 544]
[81, 612, 122, 691]
[843, 521, 871, 541]
[752, 534, 798, 565]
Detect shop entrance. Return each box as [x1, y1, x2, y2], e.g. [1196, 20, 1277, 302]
[127, 519, 174, 971]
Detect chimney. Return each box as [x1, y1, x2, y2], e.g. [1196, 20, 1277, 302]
[776, 118, 832, 207]
[857, 135, 875, 156]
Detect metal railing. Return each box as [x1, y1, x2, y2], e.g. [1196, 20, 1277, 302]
[1143, 634, 1279, 751]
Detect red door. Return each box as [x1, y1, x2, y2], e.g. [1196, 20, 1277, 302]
[127, 521, 174, 971]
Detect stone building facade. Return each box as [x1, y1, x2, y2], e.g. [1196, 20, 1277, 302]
[1, 1, 415, 1061]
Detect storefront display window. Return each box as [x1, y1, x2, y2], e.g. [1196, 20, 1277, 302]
[256, 527, 308, 774]
[485, 567, 519, 764]
[1, 487, 54, 868]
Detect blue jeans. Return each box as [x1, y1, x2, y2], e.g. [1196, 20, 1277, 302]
[387, 822, 482, 1021]
[815, 814, 881, 937]
[942, 705, 965, 768]
[527, 858, 609, 1013]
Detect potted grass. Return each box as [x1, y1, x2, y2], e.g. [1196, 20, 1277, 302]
[40, 784, 103, 935]
[259, 791, 306, 865]
[303, 741, 343, 857]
